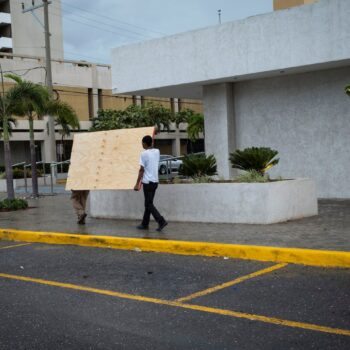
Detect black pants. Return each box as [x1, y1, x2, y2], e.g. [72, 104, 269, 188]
[142, 182, 164, 227]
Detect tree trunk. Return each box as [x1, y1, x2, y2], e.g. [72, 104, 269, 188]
[61, 135, 65, 161]
[29, 116, 39, 197]
[3, 114, 14, 199]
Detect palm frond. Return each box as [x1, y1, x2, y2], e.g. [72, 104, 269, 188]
[0, 115, 16, 138]
[187, 113, 204, 141]
[48, 100, 80, 133]
[5, 81, 48, 117]
[345, 84, 350, 96]
[229, 147, 279, 176]
[5, 73, 23, 85]
[179, 154, 217, 178]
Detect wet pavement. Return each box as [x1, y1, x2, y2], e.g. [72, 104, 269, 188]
[0, 193, 349, 251]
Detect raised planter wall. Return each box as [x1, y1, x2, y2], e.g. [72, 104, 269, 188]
[90, 178, 318, 224]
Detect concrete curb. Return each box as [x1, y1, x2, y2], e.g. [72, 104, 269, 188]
[0, 228, 349, 268]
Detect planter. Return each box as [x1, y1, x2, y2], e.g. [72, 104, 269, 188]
[0, 176, 50, 191]
[90, 178, 318, 224]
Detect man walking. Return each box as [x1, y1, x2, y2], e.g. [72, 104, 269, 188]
[134, 135, 168, 231]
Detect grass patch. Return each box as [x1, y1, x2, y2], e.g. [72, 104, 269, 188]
[235, 170, 269, 183]
[0, 198, 28, 211]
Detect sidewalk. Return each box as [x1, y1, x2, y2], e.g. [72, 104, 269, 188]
[0, 193, 349, 252]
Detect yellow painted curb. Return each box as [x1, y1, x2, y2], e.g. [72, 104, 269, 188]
[0, 228, 349, 268]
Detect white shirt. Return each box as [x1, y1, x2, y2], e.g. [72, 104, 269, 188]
[140, 148, 160, 184]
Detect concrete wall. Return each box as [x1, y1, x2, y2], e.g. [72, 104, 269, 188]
[234, 66, 350, 198]
[90, 179, 318, 224]
[203, 83, 235, 179]
[111, 0, 350, 98]
[0, 54, 111, 89]
[10, 0, 64, 59]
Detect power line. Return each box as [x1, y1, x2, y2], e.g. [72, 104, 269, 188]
[2, 66, 46, 76]
[59, 8, 152, 40]
[52, 49, 108, 63]
[49, 10, 143, 43]
[59, 1, 166, 37]
[49, 4, 154, 42]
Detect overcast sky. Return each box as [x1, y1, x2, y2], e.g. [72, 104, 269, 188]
[55, 0, 273, 64]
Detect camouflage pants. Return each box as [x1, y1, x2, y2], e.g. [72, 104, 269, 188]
[71, 190, 89, 217]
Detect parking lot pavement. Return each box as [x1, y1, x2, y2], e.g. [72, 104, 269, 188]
[0, 240, 31, 249]
[0, 243, 349, 350]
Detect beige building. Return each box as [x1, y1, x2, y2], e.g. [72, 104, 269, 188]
[0, 0, 63, 58]
[0, 0, 202, 166]
[273, 0, 318, 10]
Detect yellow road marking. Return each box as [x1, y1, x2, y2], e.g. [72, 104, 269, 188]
[176, 263, 288, 302]
[1, 228, 350, 268]
[0, 272, 349, 337]
[0, 243, 31, 250]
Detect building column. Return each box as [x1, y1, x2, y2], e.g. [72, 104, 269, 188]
[91, 64, 99, 117]
[203, 83, 236, 179]
[42, 116, 57, 163]
[170, 98, 181, 156]
[172, 98, 179, 113]
[92, 88, 99, 117]
[172, 137, 181, 157]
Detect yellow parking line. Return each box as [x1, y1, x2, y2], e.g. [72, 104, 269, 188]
[176, 263, 288, 303]
[0, 272, 349, 337]
[0, 243, 31, 250]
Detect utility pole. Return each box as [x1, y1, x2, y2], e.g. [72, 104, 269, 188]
[218, 9, 222, 24]
[22, 0, 57, 162]
[43, 0, 56, 162]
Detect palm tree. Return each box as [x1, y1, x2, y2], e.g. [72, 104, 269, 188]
[187, 113, 204, 142]
[47, 100, 80, 161]
[1, 75, 48, 199]
[5, 74, 49, 197]
[174, 108, 195, 128]
[0, 96, 14, 199]
[0, 115, 16, 139]
[5, 74, 79, 197]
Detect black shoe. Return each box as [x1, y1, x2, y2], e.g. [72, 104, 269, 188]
[137, 224, 149, 230]
[78, 213, 87, 225]
[156, 221, 168, 232]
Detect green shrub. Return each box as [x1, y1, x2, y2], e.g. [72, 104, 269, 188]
[191, 175, 213, 183]
[42, 163, 69, 173]
[90, 103, 172, 132]
[12, 168, 25, 179]
[11, 168, 43, 179]
[179, 154, 217, 179]
[235, 170, 269, 183]
[0, 198, 28, 210]
[229, 147, 279, 176]
[345, 84, 350, 96]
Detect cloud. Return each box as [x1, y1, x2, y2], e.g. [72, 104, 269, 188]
[60, 0, 272, 63]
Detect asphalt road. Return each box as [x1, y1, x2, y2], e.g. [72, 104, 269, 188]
[0, 241, 349, 350]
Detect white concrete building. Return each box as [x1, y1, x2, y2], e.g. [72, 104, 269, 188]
[111, 0, 350, 198]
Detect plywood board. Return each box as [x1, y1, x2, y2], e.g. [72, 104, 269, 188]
[66, 127, 155, 190]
